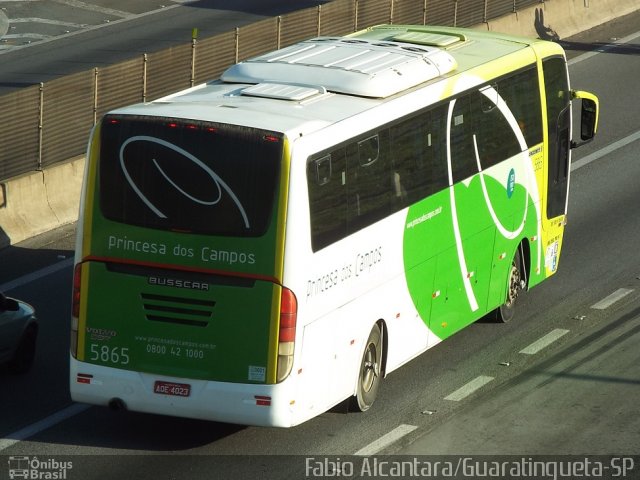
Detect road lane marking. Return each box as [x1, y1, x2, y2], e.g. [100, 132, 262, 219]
[0, 403, 90, 452]
[51, 0, 131, 18]
[591, 288, 634, 310]
[568, 31, 640, 66]
[10, 18, 87, 28]
[0, 1, 182, 55]
[444, 375, 494, 402]
[354, 424, 418, 456]
[571, 131, 640, 172]
[0, 257, 73, 292]
[519, 328, 569, 355]
[2, 33, 51, 40]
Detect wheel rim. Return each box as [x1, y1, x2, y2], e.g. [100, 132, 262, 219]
[361, 343, 378, 393]
[505, 262, 521, 308]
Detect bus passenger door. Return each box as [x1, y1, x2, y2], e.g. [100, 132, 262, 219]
[543, 56, 572, 220]
[541, 56, 572, 276]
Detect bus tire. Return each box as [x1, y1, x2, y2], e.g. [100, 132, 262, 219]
[8, 324, 38, 374]
[350, 323, 383, 412]
[496, 250, 523, 323]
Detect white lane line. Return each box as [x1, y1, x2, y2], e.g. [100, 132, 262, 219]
[571, 131, 640, 172]
[51, 0, 131, 18]
[10, 18, 87, 28]
[591, 288, 634, 310]
[354, 424, 418, 456]
[2, 33, 51, 40]
[444, 375, 494, 402]
[0, 403, 90, 452]
[568, 31, 640, 66]
[0, 258, 73, 292]
[1, 2, 182, 55]
[519, 328, 569, 355]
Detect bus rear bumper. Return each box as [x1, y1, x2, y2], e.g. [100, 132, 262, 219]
[69, 356, 297, 427]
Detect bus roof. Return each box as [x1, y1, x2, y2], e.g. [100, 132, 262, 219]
[110, 25, 558, 137]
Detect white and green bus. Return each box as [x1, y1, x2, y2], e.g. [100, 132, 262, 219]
[70, 25, 598, 427]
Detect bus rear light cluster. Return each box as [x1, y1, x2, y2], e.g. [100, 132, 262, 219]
[72, 263, 82, 318]
[276, 287, 297, 383]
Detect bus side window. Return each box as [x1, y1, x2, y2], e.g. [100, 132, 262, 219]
[475, 88, 522, 169]
[390, 114, 428, 207]
[428, 104, 449, 194]
[497, 67, 543, 148]
[450, 94, 479, 183]
[389, 105, 448, 208]
[346, 132, 391, 234]
[307, 150, 347, 251]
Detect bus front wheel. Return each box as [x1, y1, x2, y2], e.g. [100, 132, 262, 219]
[350, 323, 383, 412]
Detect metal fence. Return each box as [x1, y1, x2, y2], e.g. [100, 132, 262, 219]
[0, 0, 545, 182]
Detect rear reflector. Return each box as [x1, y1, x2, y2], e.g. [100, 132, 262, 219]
[77, 373, 93, 384]
[255, 395, 272, 406]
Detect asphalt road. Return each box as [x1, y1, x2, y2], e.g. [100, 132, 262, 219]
[0, 0, 327, 94]
[0, 10, 639, 480]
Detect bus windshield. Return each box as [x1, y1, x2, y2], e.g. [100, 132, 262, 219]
[99, 115, 283, 237]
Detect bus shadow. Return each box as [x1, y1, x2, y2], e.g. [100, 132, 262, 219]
[0, 226, 8, 252]
[0, 226, 75, 287]
[534, 8, 560, 42]
[24, 407, 248, 452]
[534, 7, 640, 56]
[558, 40, 640, 56]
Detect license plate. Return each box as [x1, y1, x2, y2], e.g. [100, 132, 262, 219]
[153, 381, 191, 397]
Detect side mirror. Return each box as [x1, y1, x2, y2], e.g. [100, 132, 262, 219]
[580, 98, 597, 141]
[571, 90, 599, 149]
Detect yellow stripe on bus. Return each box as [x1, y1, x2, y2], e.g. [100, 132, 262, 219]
[81, 124, 102, 259]
[77, 262, 91, 361]
[267, 137, 292, 384]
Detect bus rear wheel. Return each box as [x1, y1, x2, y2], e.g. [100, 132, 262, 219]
[350, 323, 383, 412]
[496, 251, 523, 323]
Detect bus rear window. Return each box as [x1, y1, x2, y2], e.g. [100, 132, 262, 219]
[99, 115, 282, 237]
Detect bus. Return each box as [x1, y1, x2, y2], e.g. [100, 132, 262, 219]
[70, 24, 598, 427]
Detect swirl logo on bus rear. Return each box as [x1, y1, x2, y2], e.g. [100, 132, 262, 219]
[119, 135, 250, 228]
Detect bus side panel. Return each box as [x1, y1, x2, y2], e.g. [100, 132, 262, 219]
[293, 266, 433, 419]
[288, 210, 433, 419]
[404, 159, 536, 339]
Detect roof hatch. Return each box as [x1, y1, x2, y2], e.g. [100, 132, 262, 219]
[240, 82, 326, 101]
[221, 37, 457, 98]
[392, 31, 467, 47]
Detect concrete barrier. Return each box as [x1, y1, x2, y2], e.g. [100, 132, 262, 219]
[0, 0, 638, 248]
[0, 157, 83, 248]
[482, 0, 639, 39]
[0, 10, 9, 38]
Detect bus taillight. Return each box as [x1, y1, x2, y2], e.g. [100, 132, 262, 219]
[276, 287, 297, 382]
[70, 263, 82, 357]
[72, 263, 82, 318]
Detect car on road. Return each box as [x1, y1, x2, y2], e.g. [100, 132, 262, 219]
[0, 292, 38, 374]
